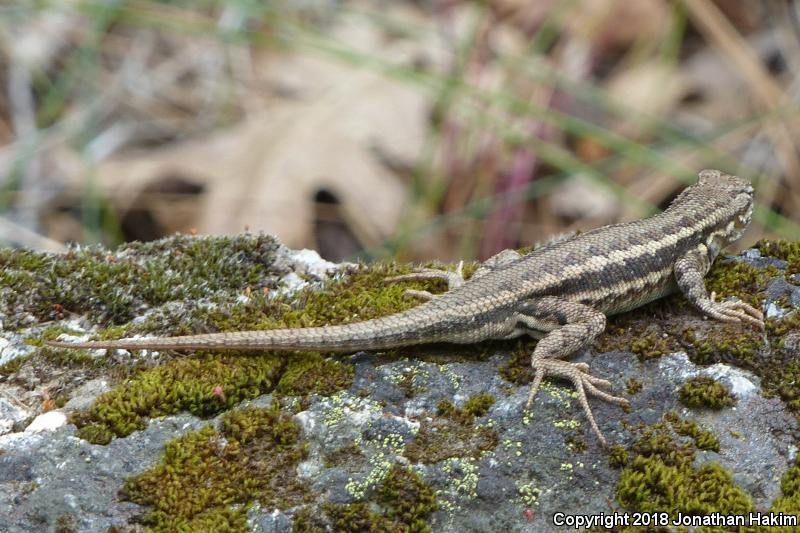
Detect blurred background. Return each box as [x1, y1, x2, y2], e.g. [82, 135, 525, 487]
[0, 0, 799, 262]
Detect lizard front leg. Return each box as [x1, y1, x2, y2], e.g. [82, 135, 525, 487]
[520, 297, 629, 446]
[674, 246, 764, 329]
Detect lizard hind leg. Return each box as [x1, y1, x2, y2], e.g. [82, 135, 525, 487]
[385, 248, 523, 295]
[519, 297, 629, 447]
[384, 260, 466, 292]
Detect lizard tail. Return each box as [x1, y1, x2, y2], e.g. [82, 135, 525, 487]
[43, 310, 451, 352]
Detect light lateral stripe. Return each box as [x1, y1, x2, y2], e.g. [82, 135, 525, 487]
[561, 265, 674, 304]
[522, 207, 728, 292]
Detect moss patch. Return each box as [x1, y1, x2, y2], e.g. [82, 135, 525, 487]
[625, 378, 642, 395]
[405, 394, 498, 464]
[58, 246, 457, 444]
[683, 326, 763, 368]
[0, 235, 280, 329]
[757, 239, 800, 276]
[294, 464, 438, 533]
[769, 455, 800, 529]
[704, 260, 778, 309]
[678, 376, 736, 410]
[616, 416, 750, 522]
[71, 353, 285, 444]
[276, 353, 354, 396]
[499, 341, 536, 385]
[121, 404, 309, 532]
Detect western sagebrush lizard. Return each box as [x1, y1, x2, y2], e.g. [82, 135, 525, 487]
[47, 169, 764, 445]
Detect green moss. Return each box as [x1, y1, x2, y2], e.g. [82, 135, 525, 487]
[616, 418, 750, 521]
[769, 455, 800, 529]
[462, 393, 495, 418]
[72, 353, 285, 444]
[608, 444, 629, 468]
[436, 393, 495, 425]
[121, 404, 308, 532]
[684, 326, 763, 367]
[499, 341, 535, 385]
[678, 376, 735, 410]
[767, 310, 800, 339]
[294, 465, 438, 533]
[405, 394, 498, 464]
[0, 235, 280, 329]
[54, 513, 77, 533]
[757, 239, 800, 275]
[276, 354, 353, 396]
[594, 321, 682, 365]
[625, 378, 643, 395]
[630, 332, 670, 361]
[65, 253, 450, 444]
[0, 355, 29, 377]
[667, 415, 720, 452]
[704, 260, 778, 309]
[761, 360, 800, 415]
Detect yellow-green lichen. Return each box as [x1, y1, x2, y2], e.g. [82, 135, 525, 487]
[405, 394, 498, 464]
[678, 376, 736, 410]
[121, 404, 309, 532]
[437, 456, 481, 516]
[294, 464, 438, 533]
[346, 433, 407, 500]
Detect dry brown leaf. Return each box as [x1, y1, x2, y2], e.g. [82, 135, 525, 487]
[55, 7, 436, 252]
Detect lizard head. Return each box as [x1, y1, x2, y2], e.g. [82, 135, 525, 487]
[695, 169, 755, 252]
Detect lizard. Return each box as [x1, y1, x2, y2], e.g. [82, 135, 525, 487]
[46, 169, 764, 446]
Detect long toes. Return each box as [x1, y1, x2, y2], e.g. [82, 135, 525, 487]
[573, 362, 590, 372]
[569, 377, 608, 446]
[582, 374, 613, 390]
[584, 380, 630, 406]
[403, 289, 434, 301]
[526, 369, 545, 409]
[716, 301, 765, 328]
[716, 307, 764, 329]
[384, 271, 439, 284]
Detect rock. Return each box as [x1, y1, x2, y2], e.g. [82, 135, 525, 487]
[0, 398, 31, 436]
[0, 414, 207, 532]
[1, 238, 799, 532]
[25, 411, 67, 432]
[63, 379, 111, 412]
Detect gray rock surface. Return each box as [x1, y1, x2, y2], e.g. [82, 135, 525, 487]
[0, 241, 799, 532]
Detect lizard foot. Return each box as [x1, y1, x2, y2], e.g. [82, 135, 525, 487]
[384, 261, 466, 291]
[707, 291, 764, 329]
[526, 358, 629, 447]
